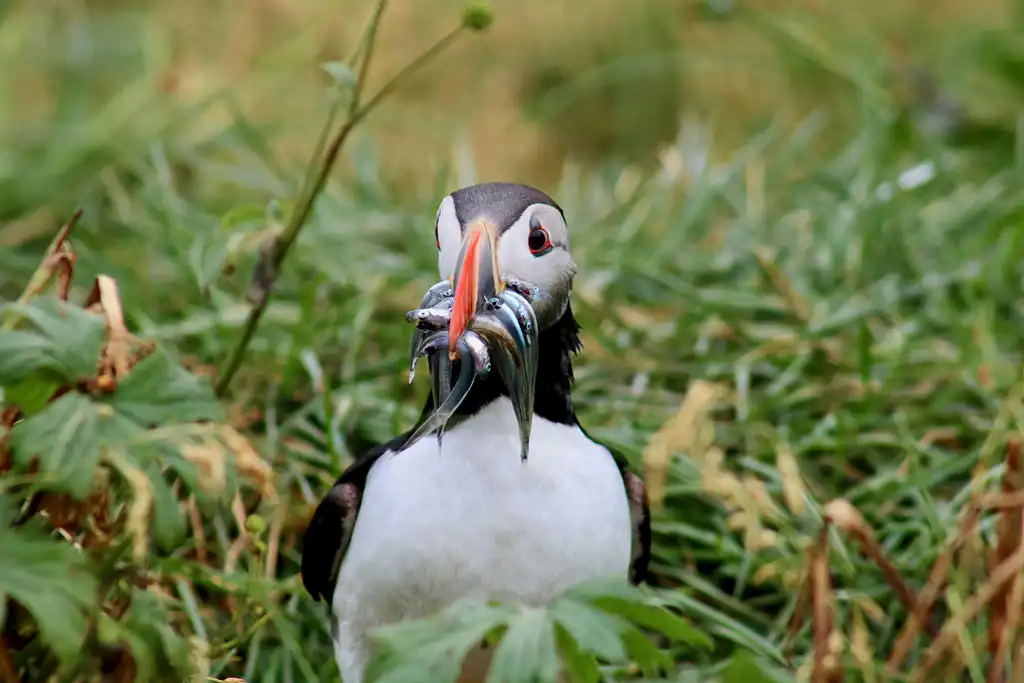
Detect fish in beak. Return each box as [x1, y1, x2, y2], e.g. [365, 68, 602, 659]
[403, 219, 540, 462]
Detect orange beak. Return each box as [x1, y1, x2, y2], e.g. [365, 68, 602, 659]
[448, 219, 502, 358]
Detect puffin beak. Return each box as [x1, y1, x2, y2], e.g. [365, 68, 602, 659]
[448, 219, 503, 358]
[404, 217, 540, 462]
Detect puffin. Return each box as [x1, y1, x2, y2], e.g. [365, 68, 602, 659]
[301, 182, 651, 683]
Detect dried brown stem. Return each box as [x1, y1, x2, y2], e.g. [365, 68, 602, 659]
[909, 545, 1024, 683]
[988, 440, 1024, 683]
[2, 209, 83, 330]
[990, 517, 1024, 683]
[755, 246, 811, 323]
[824, 500, 919, 614]
[783, 560, 812, 660]
[85, 275, 155, 384]
[186, 495, 208, 565]
[810, 526, 842, 683]
[887, 500, 982, 670]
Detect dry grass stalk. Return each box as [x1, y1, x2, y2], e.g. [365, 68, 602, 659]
[186, 495, 208, 565]
[181, 442, 228, 495]
[887, 500, 982, 671]
[102, 448, 155, 564]
[84, 275, 156, 385]
[992, 517, 1024, 683]
[1011, 642, 1024, 683]
[783, 552, 813, 660]
[642, 379, 726, 509]
[850, 605, 877, 683]
[823, 500, 918, 614]
[220, 426, 275, 503]
[987, 438, 1024, 683]
[809, 526, 843, 683]
[754, 246, 811, 323]
[223, 494, 249, 575]
[777, 439, 807, 516]
[908, 544, 1024, 683]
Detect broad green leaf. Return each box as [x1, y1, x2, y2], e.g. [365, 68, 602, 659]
[0, 299, 106, 385]
[96, 590, 193, 682]
[0, 330, 60, 384]
[144, 460, 187, 551]
[1, 375, 60, 414]
[721, 651, 798, 683]
[595, 598, 713, 651]
[5, 299, 107, 380]
[9, 393, 144, 497]
[106, 348, 224, 426]
[0, 504, 96, 664]
[554, 625, 601, 683]
[219, 203, 267, 233]
[369, 600, 514, 683]
[620, 625, 673, 677]
[549, 597, 627, 662]
[9, 393, 104, 497]
[487, 607, 559, 683]
[563, 576, 643, 604]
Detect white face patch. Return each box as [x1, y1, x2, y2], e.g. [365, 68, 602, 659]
[495, 203, 575, 297]
[435, 195, 462, 280]
[435, 199, 575, 296]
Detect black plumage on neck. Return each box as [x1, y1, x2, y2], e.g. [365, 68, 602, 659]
[432, 303, 582, 427]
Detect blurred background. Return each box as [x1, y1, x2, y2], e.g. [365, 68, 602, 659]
[3, 0, 1024, 680]
[1, 0, 1017, 210]
[3, 0, 1021, 333]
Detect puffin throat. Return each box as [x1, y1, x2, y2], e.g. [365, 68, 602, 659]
[444, 304, 581, 427]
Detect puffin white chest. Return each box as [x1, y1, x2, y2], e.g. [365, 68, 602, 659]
[332, 398, 633, 630]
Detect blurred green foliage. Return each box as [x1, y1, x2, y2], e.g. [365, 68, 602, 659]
[2, 0, 1024, 681]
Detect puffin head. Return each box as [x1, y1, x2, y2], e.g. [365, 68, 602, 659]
[435, 182, 576, 347]
[403, 183, 582, 460]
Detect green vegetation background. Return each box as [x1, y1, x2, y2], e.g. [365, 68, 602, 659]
[2, 0, 1024, 681]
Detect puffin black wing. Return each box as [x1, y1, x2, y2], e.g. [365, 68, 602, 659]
[620, 467, 651, 584]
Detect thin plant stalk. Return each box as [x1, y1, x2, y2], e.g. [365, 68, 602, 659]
[215, 13, 477, 398]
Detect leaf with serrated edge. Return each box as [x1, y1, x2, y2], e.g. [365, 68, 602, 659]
[621, 625, 672, 677]
[721, 651, 797, 683]
[10, 393, 145, 498]
[0, 508, 96, 663]
[6, 299, 107, 380]
[9, 393, 103, 497]
[144, 460, 186, 550]
[107, 347, 224, 426]
[369, 600, 512, 683]
[549, 597, 627, 662]
[0, 331, 58, 385]
[555, 625, 601, 683]
[486, 607, 559, 683]
[563, 576, 643, 603]
[594, 598, 713, 650]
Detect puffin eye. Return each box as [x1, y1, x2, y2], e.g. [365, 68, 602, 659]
[527, 225, 552, 256]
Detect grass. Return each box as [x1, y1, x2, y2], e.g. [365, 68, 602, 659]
[3, 0, 1024, 681]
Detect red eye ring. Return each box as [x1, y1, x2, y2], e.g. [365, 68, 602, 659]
[527, 225, 552, 255]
